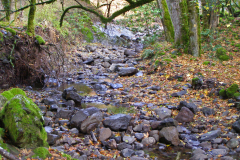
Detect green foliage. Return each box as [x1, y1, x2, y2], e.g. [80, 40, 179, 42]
[33, 147, 51, 159]
[35, 35, 45, 45]
[226, 84, 239, 98]
[142, 49, 154, 59]
[203, 61, 210, 65]
[5, 28, 16, 36]
[81, 27, 93, 42]
[219, 55, 230, 61]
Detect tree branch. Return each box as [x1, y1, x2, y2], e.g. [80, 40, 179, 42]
[0, 0, 57, 21]
[0, 146, 17, 160]
[60, 0, 154, 26]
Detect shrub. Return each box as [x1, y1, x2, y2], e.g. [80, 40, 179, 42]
[226, 84, 239, 98]
[33, 147, 51, 159]
[216, 47, 227, 58]
[141, 49, 154, 59]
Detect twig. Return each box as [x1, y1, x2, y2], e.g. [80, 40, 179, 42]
[0, 146, 17, 160]
[176, 152, 181, 160]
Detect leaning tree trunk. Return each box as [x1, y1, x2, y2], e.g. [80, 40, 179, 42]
[1, 0, 11, 21]
[27, 0, 36, 36]
[188, 0, 201, 57]
[156, 0, 175, 42]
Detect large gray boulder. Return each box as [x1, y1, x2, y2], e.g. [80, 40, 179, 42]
[159, 126, 180, 146]
[81, 112, 103, 133]
[70, 110, 88, 128]
[103, 114, 132, 131]
[199, 129, 221, 142]
[175, 107, 194, 123]
[118, 67, 138, 76]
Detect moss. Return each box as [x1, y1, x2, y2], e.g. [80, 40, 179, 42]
[235, 44, 240, 47]
[0, 89, 47, 148]
[216, 47, 227, 58]
[81, 27, 93, 42]
[178, 0, 189, 51]
[203, 61, 210, 65]
[27, 0, 36, 36]
[163, 58, 172, 62]
[234, 92, 240, 99]
[5, 28, 16, 36]
[33, 147, 51, 159]
[219, 55, 230, 61]
[0, 32, 3, 42]
[1, 88, 26, 100]
[161, 0, 174, 42]
[171, 55, 177, 58]
[192, 77, 199, 86]
[61, 152, 78, 160]
[35, 35, 45, 45]
[0, 128, 9, 152]
[219, 89, 227, 98]
[226, 84, 239, 98]
[211, 63, 215, 66]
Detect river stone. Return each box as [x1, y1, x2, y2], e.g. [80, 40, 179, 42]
[70, 110, 88, 128]
[159, 126, 180, 146]
[123, 135, 135, 144]
[135, 133, 144, 141]
[117, 142, 132, 150]
[226, 138, 239, 149]
[154, 107, 172, 120]
[62, 87, 83, 104]
[133, 124, 142, 132]
[158, 118, 178, 130]
[55, 109, 73, 119]
[211, 149, 227, 156]
[178, 101, 198, 114]
[121, 148, 135, 157]
[175, 107, 194, 123]
[103, 114, 132, 131]
[41, 98, 56, 105]
[99, 128, 112, 142]
[80, 112, 103, 133]
[141, 137, 156, 146]
[118, 67, 138, 76]
[171, 90, 187, 97]
[109, 63, 125, 72]
[135, 150, 144, 157]
[130, 157, 147, 160]
[124, 49, 136, 57]
[84, 107, 100, 116]
[199, 129, 221, 142]
[0, 88, 47, 148]
[110, 83, 123, 89]
[202, 107, 215, 116]
[105, 139, 117, 149]
[232, 119, 240, 133]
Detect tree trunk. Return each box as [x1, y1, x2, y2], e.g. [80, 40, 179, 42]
[27, 0, 36, 36]
[188, 0, 201, 56]
[1, 0, 11, 21]
[156, 0, 174, 42]
[202, 0, 219, 30]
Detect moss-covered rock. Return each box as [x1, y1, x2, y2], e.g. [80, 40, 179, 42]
[219, 55, 230, 61]
[192, 77, 203, 89]
[5, 28, 17, 36]
[0, 88, 47, 148]
[226, 84, 239, 98]
[0, 95, 7, 109]
[35, 35, 46, 45]
[234, 92, 240, 99]
[33, 147, 51, 159]
[216, 47, 229, 61]
[219, 89, 227, 98]
[0, 128, 9, 152]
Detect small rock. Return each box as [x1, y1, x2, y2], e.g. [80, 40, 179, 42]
[141, 137, 156, 146]
[226, 138, 239, 149]
[171, 90, 187, 97]
[121, 148, 135, 157]
[175, 107, 194, 123]
[99, 128, 112, 142]
[199, 130, 221, 142]
[154, 107, 172, 120]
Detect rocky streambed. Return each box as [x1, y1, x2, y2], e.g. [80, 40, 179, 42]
[1, 24, 240, 160]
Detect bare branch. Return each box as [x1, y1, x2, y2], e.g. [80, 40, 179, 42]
[60, 0, 154, 26]
[0, 146, 17, 160]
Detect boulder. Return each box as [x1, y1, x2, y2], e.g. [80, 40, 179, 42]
[70, 110, 88, 128]
[159, 126, 180, 146]
[99, 128, 112, 142]
[202, 107, 215, 116]
[199, 129, 221, 142]
[232, 119, 240, 133]
[154, 107, 172, 120]
[0, 95, 7, 109]
[226, 138, 239, 149]
[103, 114, 132, 131]
[55, 109, 73, 119]
[121, 148, 135, 157]
[141, 137, 156, 146]
[81, 112, 103, 133]
[118, 67, 138, 76]
[171, 90, 187, 97]
[175, 107, 194, 123]
[62, 87, 83, 104]
[0, 88, 47, 148]
[178, 101, 198, 114]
